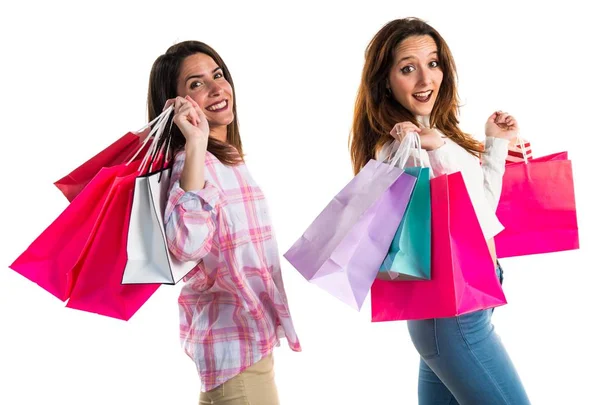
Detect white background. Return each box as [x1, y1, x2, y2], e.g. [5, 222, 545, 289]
[1, 1, 598, 404]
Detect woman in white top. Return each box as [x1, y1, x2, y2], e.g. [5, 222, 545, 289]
[350, 18, 530, 404]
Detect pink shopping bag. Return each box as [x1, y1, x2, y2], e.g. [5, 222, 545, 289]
[496, 151, 579, 258]
[9, 163, 139, 301]
[371, 172, 507, 321]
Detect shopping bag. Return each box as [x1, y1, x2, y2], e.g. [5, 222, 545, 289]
[371, 171, 507, 321]
[9, 108, 172, 319]
[121, 166, 198, 285]
[377, 137, 431, 282]
[65, 168, 161, 320]
[496, 151, 579, 257]
[9, 163, 138, 301]
[506, 137, 532, 164]
[284, 135, 419, 310]
[53, 111, 171, 201]
[64, 109, 175, 319]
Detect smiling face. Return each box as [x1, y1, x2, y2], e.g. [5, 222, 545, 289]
[176, 52, 235, 132]
[388, 35, 443, 118]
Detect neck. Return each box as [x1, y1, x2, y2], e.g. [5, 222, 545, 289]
[210, 125, 228, 143]
[415, 115, 431, 129]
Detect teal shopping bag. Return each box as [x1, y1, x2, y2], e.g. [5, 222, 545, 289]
[378, 166, 431, 280]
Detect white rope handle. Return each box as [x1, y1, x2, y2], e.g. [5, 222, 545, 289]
[138, 106, 173, 172]
[387, 131, 423, 170]
[132, 108, 168, 134]
[125, 106, 174, 167]
[517, 135, 529, 165]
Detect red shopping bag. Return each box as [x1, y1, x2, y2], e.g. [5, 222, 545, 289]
[495, 151, 579, 258]
[54, 128, 152, 202]
[371, 172, 506, 322]
[506, 137, 532, 164]
[65, 167, 161, 321]
[9, 163, 139, 301]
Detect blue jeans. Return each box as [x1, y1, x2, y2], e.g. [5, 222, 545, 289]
[407, 264, 530, 404]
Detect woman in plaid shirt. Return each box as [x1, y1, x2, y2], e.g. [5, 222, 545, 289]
[146, 41, 301, 405]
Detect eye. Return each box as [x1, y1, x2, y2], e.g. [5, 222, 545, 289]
[401, 65, 415, 74]
[190, 81, 203, 90]
[429, 60, 440, 68]
[214, 71, 224, 79]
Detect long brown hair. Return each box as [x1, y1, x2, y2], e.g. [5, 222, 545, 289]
[350, 18, 482, 174]
[147, 40, 243, 165]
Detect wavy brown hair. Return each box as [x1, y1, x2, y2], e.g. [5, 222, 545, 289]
[350, 18, 482, 174]
[147, 41, 243, 165]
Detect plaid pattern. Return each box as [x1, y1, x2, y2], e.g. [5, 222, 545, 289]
[164, 150, 301, 392]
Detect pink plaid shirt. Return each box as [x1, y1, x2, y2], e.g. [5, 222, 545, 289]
[164, 150, 301, 392]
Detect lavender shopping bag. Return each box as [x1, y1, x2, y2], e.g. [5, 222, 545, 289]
[284, 140, 417, 310]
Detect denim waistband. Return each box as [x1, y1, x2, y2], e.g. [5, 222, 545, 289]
[495, 262, 504, 282]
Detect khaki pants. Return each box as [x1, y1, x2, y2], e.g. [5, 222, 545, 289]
[199, 354, 279, 405]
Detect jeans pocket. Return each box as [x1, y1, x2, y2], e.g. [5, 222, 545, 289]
[457, 309, 493, 346]
[407, 319, 439, 359]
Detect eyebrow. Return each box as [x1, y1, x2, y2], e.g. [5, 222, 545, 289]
[184, 66, 223, 82]
[397, 51, 438, 64]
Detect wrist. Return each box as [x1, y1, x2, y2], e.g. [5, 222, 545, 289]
[185, 138, 208, 152]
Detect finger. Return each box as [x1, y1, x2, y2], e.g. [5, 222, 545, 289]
[163, 99, 176, 111]
[174, 103, 193, 125]
[185, 105, 202, 127]
[178, 104, 198, 125]
[496, 112, 510, 123]
[390, 123, 403, 138]
[185, 96, 205, 120]
[185, 95, 200, 109]
[401, 123, 421, 133]
[175, 96, 190, 113]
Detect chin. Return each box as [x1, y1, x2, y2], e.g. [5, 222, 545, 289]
[209, 115, 235, 127]
[414, 106, 434, 117]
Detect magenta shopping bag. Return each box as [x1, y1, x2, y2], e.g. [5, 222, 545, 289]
[284, 159, 416, 310]
[371, 172, 507, 321]
[65, 168, 160, 321]
[9, 164, 137, 301]
[495, 151, 579, 258]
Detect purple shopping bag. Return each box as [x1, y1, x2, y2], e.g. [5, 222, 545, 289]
[284, 159, 416, 310]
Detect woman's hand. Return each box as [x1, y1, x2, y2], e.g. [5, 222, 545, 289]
[485, 110, 519, 141]
[390, 121, 444, 151]
[163, 96, 210, 146]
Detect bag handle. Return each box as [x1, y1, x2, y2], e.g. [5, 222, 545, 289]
[386, 131, 424, 170]
[517, 136, 529, 164]
[124, 106, 174, 170]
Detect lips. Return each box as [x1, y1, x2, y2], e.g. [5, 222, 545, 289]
[206, 99, 228, 112]
[413, 90, 433, 103]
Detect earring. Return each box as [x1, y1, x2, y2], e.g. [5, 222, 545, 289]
[386, 87, 392, 97]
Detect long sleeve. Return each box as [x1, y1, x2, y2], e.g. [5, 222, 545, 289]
[426, 136, 505, 240]
[480, 136, 509, 210]
[164, 152, 222, 263]
[426, 140, 463, 176]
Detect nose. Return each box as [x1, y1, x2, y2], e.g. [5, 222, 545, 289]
[417, 66, 433, 86]
[206, 80, 224, 97]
